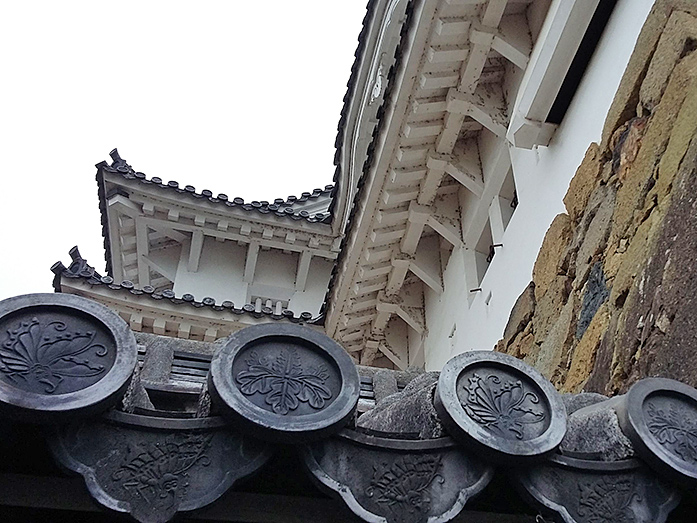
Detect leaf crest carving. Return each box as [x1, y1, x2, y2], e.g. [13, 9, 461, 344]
[111, 433, 212, 517]
[0, 317, 108, 393]
[578, 476, 638, 523]
[646, 402, 697, 464]
[461, 373, 545, 440]
[365, 454, 444, 517]
[236, 349, 332, 415]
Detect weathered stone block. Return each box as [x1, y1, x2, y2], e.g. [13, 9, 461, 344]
[563, 143, 603, 223]
[533, 275, 571, 346]
[640, 10, 697, 111]
[656, 67, 697, 201]
[613, 136, 697, 390]
[535, 298, 576, 383]
[600, 0, 697, 149]
[372, 369, 399, 404]
[561, 392, 608, 415]
[576, 263, 609, 340]
[357, 372, 444, 439]
[560, 401, 634, 461]
[507, 328, 539, 367]
[611, 51, 697, 247]
[564, 303, 610, 394]
[532, 214, 573, 303]
[572, 185, 616, 289]
[502, 282, 535, 347]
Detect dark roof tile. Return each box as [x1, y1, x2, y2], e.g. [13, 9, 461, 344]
[97, 149, 334, 245]
[53, 248, 318, 325]
[321, 0, 416, 322]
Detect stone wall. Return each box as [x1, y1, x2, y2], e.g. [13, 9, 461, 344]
[496, 0, 697, 396]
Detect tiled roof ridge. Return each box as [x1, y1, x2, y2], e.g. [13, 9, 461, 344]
[98, 149, 334, 224]
[327, 0, 379, 220]
[51, 246, 319, 324]
[321, 0, 416, 321]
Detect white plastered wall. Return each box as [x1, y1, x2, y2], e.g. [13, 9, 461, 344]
[172, 236, 333, 316]
[424, 0, 655, 370]
[173, 237, 248, 305]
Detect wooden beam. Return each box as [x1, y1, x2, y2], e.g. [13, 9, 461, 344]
[463, 142, 512, 247]
[419, 152, 449, 205]
[401, 202, 430, 255]
[365, 246, 394, 264]
[360, 340, 381, 366]
[353, 278, 386, 296]
[145, 221, 187, 244]
[428, 215, 464, 248]
[382, 186, 420, 206]
[295, 251, 312, 291]
[435, 17, 472, 37]
[412, 240, 443, 294]
[390, 167, 428, 185]
[244, 242, 260, 283]
[142, 255, 176, 283]
[404, 120, 443, 138]
[482, 0, 508, 28]
[204, 327, 218, 342]
[385, 257, 411, 296]
[188, 230, 204, 272]
[135, 219, 150, 288]
[459, 26, 496, 93]
[358, 262, 393, 280]
[427, 45, 469, 64]
[420, 71, 459, 91]
[153, 318, 166, 335]
[412, 98, 447, 115]
[436, 111, 467, 154]
[370, 227, 406, 246]
[492, 27, 530, 69]
[447, 87, 508, 139]
[340, 329, 366, 343]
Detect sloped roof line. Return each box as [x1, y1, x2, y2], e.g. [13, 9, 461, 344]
[51, 246, 320, 324]
[99, 149, 334, 223]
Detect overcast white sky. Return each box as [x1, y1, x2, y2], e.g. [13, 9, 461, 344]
[0, 1, 368, 300]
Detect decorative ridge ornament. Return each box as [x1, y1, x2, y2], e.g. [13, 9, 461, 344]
[303, 428, 494, 523]
[0, 293, 137, 422]
[49, 410, 272, 523]
[208, 323, 360, 443]
[516, 452, 681, 523]
[434, 351, 567, 464]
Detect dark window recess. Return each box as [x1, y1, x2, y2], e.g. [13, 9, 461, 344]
[545, 0, 619, 125]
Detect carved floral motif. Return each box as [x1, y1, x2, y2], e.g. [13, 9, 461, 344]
[0, 317, 108, 393]
[111, 433, 212, 513]
[578, 477, 638, 523]
[365, 455, 444, 516]
[461, 373, 545, 440]
[646, 402, 697, 464]
[236, 349, 332, 415]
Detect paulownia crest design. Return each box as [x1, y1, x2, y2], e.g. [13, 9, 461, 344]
[0, 317, 108, 393]
[461, 373, 545, 440]
[235, 349, 332, 415]
[646, 402, 697, 464]
[578, 477, 638, 523]
[365, 454, 444, 518]
[111, 433, 212, 516]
